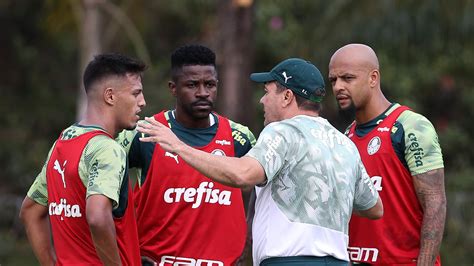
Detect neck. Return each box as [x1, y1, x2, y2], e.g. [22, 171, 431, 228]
[284, 107, 319, 121]
[81, 105, 117, 137]
[355, 91, 391, 124]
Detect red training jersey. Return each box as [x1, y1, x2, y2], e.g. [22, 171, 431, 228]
[134, 111, 247, 266]
[114, 178, 141, 266]
[347, 106, 441, 265]
[46, 130, 140, 266]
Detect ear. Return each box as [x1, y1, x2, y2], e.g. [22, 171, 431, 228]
[104, 87, 115, 106]
[169, 81, 177, 97]
[282, 89, 294, 107]
[369, 69, 380, 88]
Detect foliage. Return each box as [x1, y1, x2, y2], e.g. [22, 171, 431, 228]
[0, 230, 37, 265]
[1, 0, 473, 264]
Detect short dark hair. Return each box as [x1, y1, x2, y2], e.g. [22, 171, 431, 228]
[275, 82, 322, 112]
[170, 44, 216, 81]
[83, 53, 146, 93]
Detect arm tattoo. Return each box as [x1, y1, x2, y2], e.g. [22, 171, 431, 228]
[412, 168, 446, 265]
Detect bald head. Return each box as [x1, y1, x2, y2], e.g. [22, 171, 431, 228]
[329, 43, 379, 71]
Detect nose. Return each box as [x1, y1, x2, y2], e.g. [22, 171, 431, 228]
[332, 79, 343, 94]
[196, 84, 210, 98]
[138, 94, 146, 108]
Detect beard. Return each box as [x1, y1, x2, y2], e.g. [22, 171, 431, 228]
[337, 101, 356, 124]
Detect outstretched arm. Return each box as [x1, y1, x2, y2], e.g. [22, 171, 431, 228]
[20, 197, 55, 266]
[86, 195, 121, 266]
[413, 168, 446, 265]
[137, 117, 265, 188]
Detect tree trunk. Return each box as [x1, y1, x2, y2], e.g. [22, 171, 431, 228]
[215, 0, 256, 130]
[75, 0, 102, 120]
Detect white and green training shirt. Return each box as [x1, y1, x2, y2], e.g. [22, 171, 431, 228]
[246, 115, 379, 264]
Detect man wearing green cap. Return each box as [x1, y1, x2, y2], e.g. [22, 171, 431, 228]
[135, 58, 383, 265]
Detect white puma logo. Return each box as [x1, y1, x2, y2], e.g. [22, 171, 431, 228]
[53, 159, 67, 188]
[165, 152, 179, 164]
[282, 71, 292, 83]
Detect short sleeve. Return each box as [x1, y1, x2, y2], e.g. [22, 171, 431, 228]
[245, 122, 290, 183]
[84, 136, 126, 209]
[353, 158, 379, 211]
[115, 129, 138, 154]
[399, 111, 444, 175]
[27, 142, 57, 206]
[229, 120, 257, 157]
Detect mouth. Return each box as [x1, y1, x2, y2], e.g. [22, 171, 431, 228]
[336, 94, 349, 101]
[193, 101, 213, 108]
[336, 94, 351, 104]
[135, 110, 142, 120]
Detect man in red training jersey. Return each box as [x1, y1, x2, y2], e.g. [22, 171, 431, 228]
[20, 53, 146, 265]
[329, 43, 446, 265]
[118, 44, 255, 265]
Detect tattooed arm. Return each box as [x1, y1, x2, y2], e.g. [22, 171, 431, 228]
[413, 168, 446, 265]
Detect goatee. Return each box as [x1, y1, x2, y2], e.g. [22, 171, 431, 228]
[338, 103, 356, 124]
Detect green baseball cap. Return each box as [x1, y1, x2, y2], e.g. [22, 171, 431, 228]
[250, 58, 325, 102]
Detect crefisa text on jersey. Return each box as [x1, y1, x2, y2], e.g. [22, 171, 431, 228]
[163, 181, 232, 209]
[407, 133, 424, 167]
[48, 198, 82, 218]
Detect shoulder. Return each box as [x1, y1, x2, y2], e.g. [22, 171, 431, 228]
[269, 115, 315, 132]
[115, 129, 138, 153]
[61, 124, 108, 140]
[60, 125, 126, 159]
[85, 134, 126, 162]
[397, 109, 444, 174]
[228, 118, 257, 147]
[259, 119, 300, 139]
[396, 109, 437, 136]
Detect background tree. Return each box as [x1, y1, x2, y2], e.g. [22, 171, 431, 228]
[1, 0, 473, 264]
[215, 0, 256, 129]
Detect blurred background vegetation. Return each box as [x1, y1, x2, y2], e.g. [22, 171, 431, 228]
[1, 0, 473, 264]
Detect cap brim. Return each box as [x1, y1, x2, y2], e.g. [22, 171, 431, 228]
[250, 72, 275, 83]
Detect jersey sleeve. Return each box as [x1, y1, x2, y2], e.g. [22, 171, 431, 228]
[83, 136, 126, 209]
[27, 142, 57, 206]
[116, 128, 143, 185]
[229, 120, 257, 157]
[398, 111, 444, 175]
[115, 129, 138, 154]
[353, 157, 379, 211]
[245, 122, 290, 183]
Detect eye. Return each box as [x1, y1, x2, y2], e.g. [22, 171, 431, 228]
[186, 82, 197, 88]
[343, 76, 355, 82]
[205, 81, 217, 88]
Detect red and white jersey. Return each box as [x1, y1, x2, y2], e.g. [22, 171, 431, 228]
[134, 111, 247, 266]
[347, 106, 441, 265]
